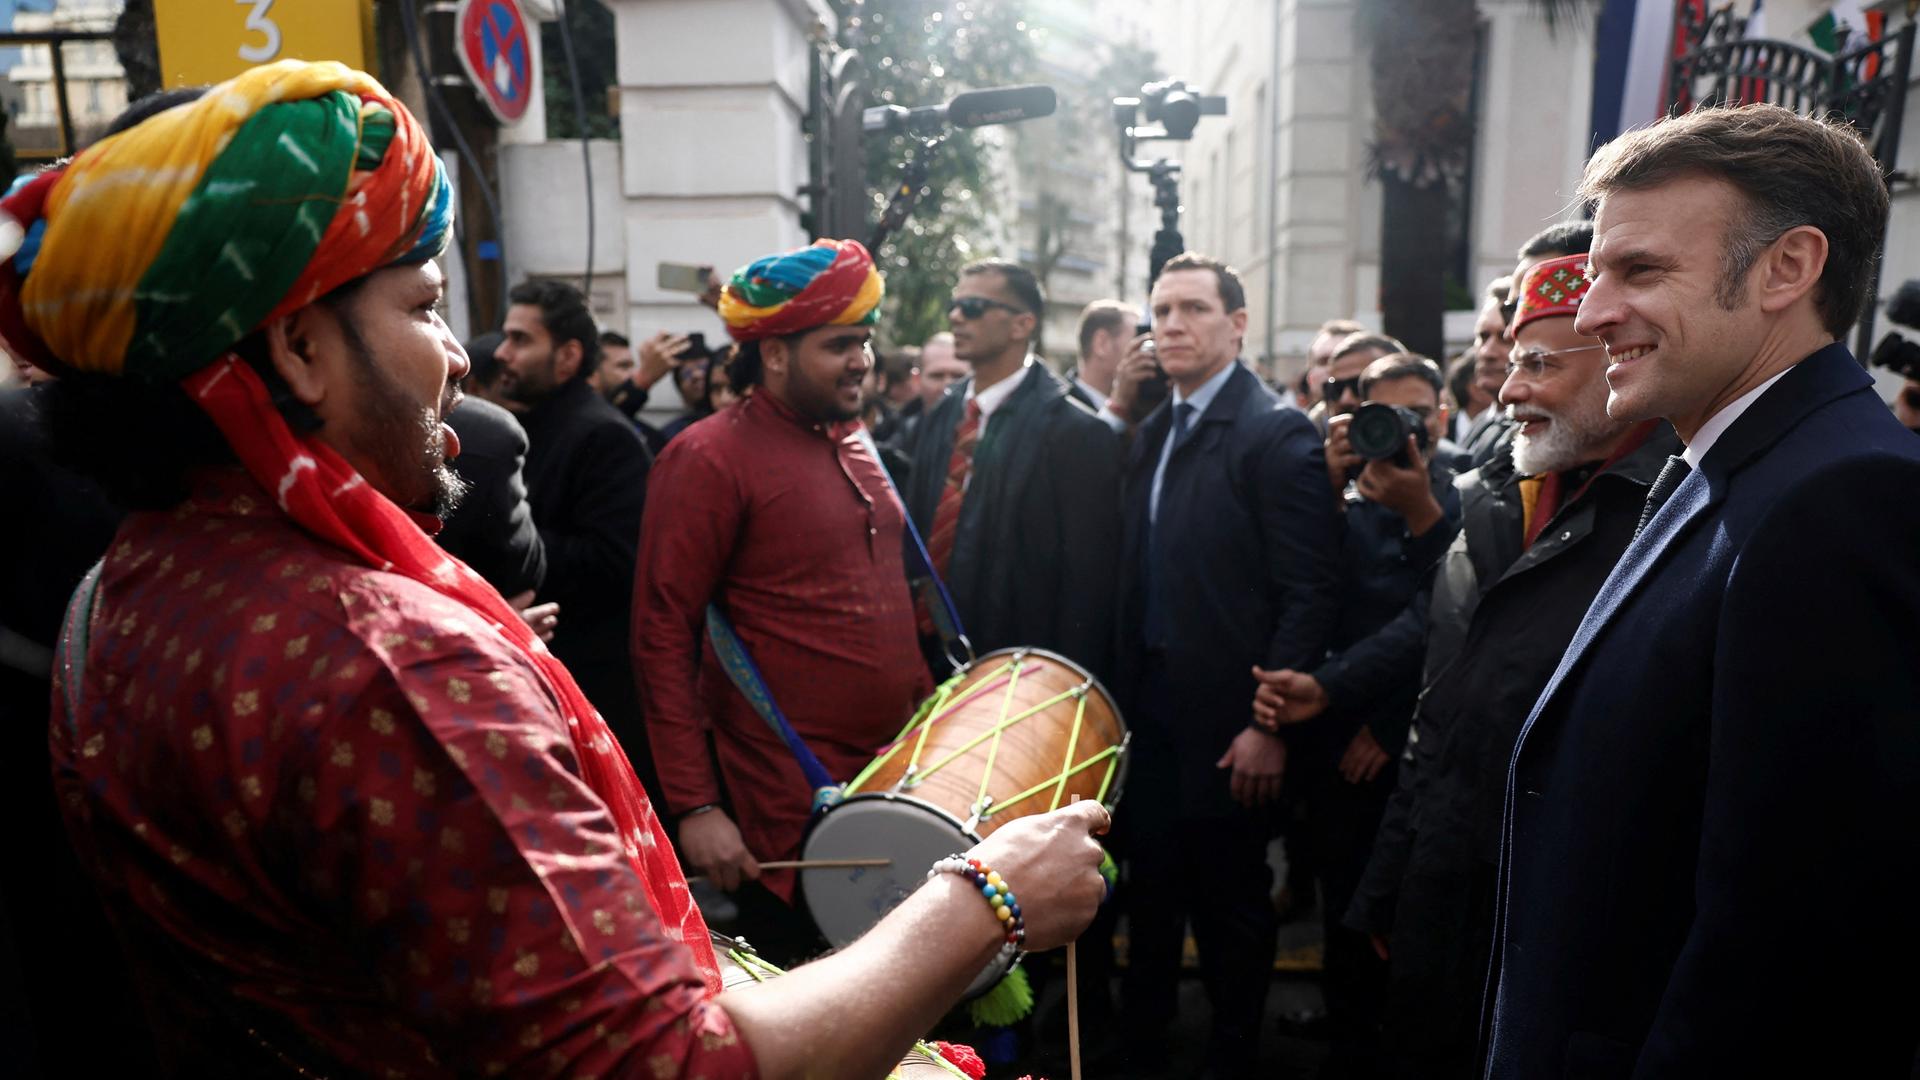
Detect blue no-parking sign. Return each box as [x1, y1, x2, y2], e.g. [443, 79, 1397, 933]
[456, 0, 532, 124]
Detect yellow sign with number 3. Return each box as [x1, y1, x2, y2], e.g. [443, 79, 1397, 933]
[154, 0, 375, 88]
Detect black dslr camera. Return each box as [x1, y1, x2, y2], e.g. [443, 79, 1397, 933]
[1348, 403, 1430, 467]
[1871, 279, 1920, 380]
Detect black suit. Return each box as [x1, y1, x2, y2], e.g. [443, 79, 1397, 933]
[1460, 409, 1513, 469]
[901, 361, 1121, 679]
[1064, 371, 1099, 413]
[1487, 344, 1920, 1077]
[517, 379, 657, 796]
[1112, 362, 1342, 1070]
[441, 396, 546, 596]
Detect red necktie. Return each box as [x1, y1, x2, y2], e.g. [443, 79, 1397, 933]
[925, 398, 981, 578]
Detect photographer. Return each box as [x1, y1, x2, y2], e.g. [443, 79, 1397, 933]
[659, 342, 738, 445]
[1869, 279, 1920, 434]
[1319, 333, 1410, 488]
[1252, 354, 1462, 1073]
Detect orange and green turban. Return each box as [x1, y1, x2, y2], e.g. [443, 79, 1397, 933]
[717, 237, 883, 343]
[0, 59, 452, 382]
[0, 60, 727, 993]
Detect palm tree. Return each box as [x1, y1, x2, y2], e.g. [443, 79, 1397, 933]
[1361, 0, 1597, 359]
[1361, 0, 1478, 360]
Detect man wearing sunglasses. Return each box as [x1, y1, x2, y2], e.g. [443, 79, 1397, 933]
[1320, 331, 1408, 493]
[1339, 253, 1677, 1077]
[898, 259, 1121, 680]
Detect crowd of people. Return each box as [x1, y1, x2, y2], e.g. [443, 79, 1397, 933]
[1, 58, 1917, 1080]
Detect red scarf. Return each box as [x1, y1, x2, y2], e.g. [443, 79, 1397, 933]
[184, 357, 721, 990]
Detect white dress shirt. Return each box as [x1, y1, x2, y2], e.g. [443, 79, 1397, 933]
[1073, 374, 1132, 434]
[965, 355, 1032, 437]
[1681, 367, 1792, 470]
[1150, 361, 1238, 523]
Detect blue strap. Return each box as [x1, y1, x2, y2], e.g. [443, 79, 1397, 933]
[699, 428, 972, 814]
[704, 604, 843, 812]
[55, 560, 103, 739]
[854, 428, 973, 668]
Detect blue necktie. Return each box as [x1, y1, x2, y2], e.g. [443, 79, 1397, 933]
[1142, 403, 1196, 649]
[1171, 401, 1194, 445]
[1634, 455, 1690, 540]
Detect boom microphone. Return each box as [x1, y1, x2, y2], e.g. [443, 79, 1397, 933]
[864, 85, 1057, 136]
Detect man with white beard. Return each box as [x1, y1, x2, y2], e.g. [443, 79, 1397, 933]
[1343, 253, 1679, 1077]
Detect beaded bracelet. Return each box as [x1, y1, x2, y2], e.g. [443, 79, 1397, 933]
[928, 854, 1027, 948]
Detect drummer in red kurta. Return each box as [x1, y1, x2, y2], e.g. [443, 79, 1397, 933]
[633, 239, 931, 961]
[22, 64, 751, 1076]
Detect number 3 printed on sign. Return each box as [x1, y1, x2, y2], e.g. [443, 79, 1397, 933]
[237, 0, 282, 63]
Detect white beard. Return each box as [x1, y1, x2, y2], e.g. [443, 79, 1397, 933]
[1509, 391, 1630, 476]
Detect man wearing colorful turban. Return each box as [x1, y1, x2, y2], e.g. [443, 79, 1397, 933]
[13, 63, 1109, 1077]
[634, 239, 938, 961]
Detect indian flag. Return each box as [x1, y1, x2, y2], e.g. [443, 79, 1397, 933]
[1809, 2, 1885, 53]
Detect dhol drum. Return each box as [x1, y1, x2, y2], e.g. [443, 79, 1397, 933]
[710, 932, 964, 1078]
[800, 648, 1128, 991]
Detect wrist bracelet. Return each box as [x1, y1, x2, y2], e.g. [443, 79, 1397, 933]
[678, 803, 723, 822]
[928, 854, 1027, 948]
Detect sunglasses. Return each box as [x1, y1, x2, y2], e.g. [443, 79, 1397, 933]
[949, 295, 1025, 320]
[1904, 387, 1920, 411]
[1322, 375, 1363, 402]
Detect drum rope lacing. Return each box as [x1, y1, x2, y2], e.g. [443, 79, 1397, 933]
[841, 655, 1124, 821]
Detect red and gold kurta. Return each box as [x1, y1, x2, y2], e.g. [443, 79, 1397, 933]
[50, 469, 757, 1077]
[633, 392, 931, 898]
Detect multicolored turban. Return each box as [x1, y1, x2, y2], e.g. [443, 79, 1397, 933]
[1512, 253, 1595, 333]
[0, 60, 451, 382]
[718, 237, 883, 342]
[0, 61, 720, 991]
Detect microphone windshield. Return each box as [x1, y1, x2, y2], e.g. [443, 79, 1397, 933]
[946, 85, 1057, 129]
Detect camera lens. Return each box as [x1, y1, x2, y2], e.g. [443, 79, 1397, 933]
[1349, 403, 1412, 460]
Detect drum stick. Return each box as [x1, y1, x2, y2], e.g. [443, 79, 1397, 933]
[687, 858, 892, 883]
[1068, 792, 1084, 1080]
[1067, 941, 1083, 1080]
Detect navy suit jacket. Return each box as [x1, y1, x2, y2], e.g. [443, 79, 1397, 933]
[1113, 362, 1342, 819]
[1485, 344, 1920, 1078]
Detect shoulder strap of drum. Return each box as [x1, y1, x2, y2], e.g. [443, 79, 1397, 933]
[704, 604, 843, 812]
[852, 427, 974, 670]
[56, 559, 104, 731]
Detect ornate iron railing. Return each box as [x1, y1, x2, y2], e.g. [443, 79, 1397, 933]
[1669, 6, 1916, 357]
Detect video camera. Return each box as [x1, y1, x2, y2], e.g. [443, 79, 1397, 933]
[1870, 278, 1920, 380]
[1113, 79, 1228, 422]
[1111, 80, 1228, 142]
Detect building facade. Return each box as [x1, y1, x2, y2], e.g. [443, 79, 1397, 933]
[6, 0, 125, 160]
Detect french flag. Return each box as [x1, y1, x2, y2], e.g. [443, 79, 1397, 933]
[1590, 0, 1709, 149]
